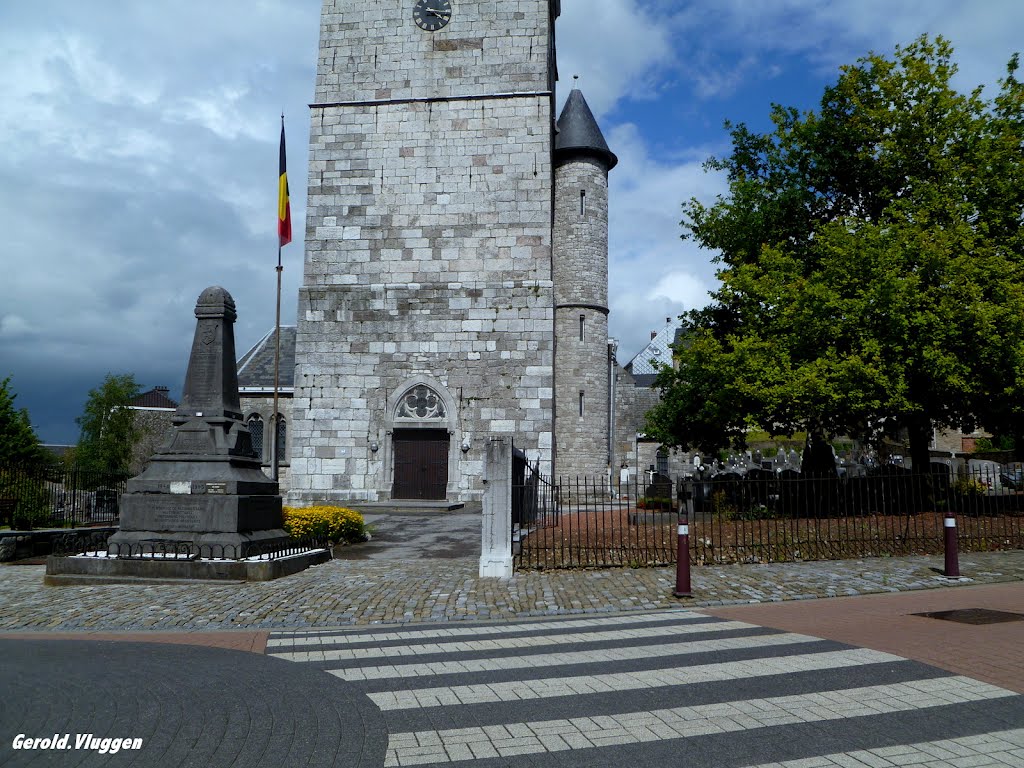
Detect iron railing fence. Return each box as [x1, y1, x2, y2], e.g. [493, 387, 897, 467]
[514, 474, 678, 570]
[511, 448, 555, 532]
[0, 463, 128, 530]
[514, 467, 1024, 570]
[50, 531, 328, 561]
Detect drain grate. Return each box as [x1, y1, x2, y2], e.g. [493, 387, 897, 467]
[912, 608, 1024, 625]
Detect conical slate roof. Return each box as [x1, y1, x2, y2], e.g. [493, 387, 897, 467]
[555, 88, 618, 170]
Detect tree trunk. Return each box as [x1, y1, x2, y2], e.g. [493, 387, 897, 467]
[905, 414, 934, 512]
[801, 429, 837, 517]
[801, 430, 837, 478]
[906, 416, 932, 474]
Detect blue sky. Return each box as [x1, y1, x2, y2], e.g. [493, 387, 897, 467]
[1, 0, 1021, 444]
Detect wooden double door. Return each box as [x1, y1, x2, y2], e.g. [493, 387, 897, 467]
[392, 429, 449, 500]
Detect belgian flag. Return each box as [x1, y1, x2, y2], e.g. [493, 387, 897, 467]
[278, 117, 292, 248]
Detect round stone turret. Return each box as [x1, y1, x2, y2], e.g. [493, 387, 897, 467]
[552, 88, 615, 483]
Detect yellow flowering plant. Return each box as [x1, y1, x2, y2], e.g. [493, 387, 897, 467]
[282, 505, 366, 544]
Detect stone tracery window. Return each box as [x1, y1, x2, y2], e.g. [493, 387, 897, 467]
[247, 414, 265, 460]
[275, 413, 287, 462]
[396, 384, 446, 420]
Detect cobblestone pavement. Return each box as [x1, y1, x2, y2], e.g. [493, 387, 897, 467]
[1, 550, 1022, 632]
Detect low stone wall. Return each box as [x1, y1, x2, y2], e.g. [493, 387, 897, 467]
[0, 527, 118, 562]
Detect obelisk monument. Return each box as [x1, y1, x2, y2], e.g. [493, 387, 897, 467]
[108, 286, 288, 557]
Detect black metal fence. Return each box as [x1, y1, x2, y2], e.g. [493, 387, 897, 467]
[49, 531, 328, 561]
[0, 464, 127, 530]
[514, 467, 1024, 570]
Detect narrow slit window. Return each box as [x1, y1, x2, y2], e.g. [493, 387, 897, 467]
[579, 314, 585, 342]
[580, 189, 586, 216]
[579, 390, 585, 417]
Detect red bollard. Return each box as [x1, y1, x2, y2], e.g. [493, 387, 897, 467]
[674, 497, 692, 598]
[943, 512, 960, 578]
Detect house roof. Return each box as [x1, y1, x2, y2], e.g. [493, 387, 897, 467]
[237, 326, 296, 391]
[554, 88, 618, 170]
[625, 317, 684, 378]
[128, 386, 178, 410]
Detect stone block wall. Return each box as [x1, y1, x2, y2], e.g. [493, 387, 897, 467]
[129, 410, 175, 476]
[314, 1, 555, 105]
[239, 395, 292, 493]
[553, 157, 610, 481]
[289, 0, 556, 504]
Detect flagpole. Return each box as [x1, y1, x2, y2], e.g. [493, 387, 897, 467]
[272, 242, 282, 482]
[272, 112, 286, 484]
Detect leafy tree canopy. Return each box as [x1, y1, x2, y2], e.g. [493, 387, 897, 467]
[646, 36, 1024, 471]
[75, 373, 141, 476]
[0, 377, 49, 467]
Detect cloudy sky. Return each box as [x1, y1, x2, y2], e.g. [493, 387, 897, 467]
[2, 0, 1021, 444]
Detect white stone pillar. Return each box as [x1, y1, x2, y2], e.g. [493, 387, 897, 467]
[479, 437, 513, 579]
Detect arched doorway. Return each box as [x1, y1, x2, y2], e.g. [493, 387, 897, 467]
[387, 381, 458, 500]
[392, 428, 450, 500]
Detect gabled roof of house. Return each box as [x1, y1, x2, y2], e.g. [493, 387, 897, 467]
[625, 317, 684, 379]
[237, 326, 296, 391]
[128, 387, 178, 410]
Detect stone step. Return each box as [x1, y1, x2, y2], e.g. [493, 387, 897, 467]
[349, 500, 473, 516]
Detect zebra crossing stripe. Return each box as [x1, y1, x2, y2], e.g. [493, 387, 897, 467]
[270, 619, 758, 662]
[329, 630, 825, 681]
[265, 609, 703, 649]
[383, 677, 1017, 766]
[367, 648, 903, 710]
[741, 727, 1024, 768]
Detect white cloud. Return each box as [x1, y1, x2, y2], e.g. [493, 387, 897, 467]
[557, 0, 676, 117]
[674, 0, 1024, 95]
[0, 316, 32, 339]
[605, 122, 725, 359]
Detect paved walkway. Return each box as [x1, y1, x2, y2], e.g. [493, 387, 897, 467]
[266, 606, 1024, 767]
[1, 549, 1022, 632]
[1, 549, 1022, 766]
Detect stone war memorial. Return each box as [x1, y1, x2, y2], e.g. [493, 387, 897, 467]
[45, 287, 329, 584]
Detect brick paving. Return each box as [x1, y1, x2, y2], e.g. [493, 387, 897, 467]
[0, 549, 1021, 632]
[705, 580, 1024, 694]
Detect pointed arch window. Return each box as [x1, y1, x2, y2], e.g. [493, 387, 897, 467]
[247, 414, 265, 461]
[275, 413, 287, 463]
[657, 446, 669, 476]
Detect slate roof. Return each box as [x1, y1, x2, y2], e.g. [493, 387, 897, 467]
[625, 317, 684, 378]
[237, 326, 296, 390]
[128, 387, 178, 410]
[555, 88, 618, 170]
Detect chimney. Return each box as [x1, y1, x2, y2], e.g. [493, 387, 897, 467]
[650, 331, 657, 340]
[155, 386, 169, 394]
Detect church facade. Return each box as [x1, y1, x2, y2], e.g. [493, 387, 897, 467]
[287, 0, 627, 504]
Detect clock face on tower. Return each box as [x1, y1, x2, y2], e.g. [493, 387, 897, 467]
[413, 0, 452, 31]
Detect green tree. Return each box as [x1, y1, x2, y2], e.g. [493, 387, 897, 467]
[647, 37, 1024, 473]
[75, 373, 141, 476]
[0, 377, 49, 466]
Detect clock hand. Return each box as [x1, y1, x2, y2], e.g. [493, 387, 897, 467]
[427, 7, 451, 17]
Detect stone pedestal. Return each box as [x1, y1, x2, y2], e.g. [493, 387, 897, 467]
[479, 437, 513, 579]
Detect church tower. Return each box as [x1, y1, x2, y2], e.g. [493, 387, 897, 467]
[552, 87, 617, 481]
[288, 1, 560, 504]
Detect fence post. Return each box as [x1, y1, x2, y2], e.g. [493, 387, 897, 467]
[674, 479, 693, 598]
[480, 436, 514, 579]
[943, 511, 960, 578]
